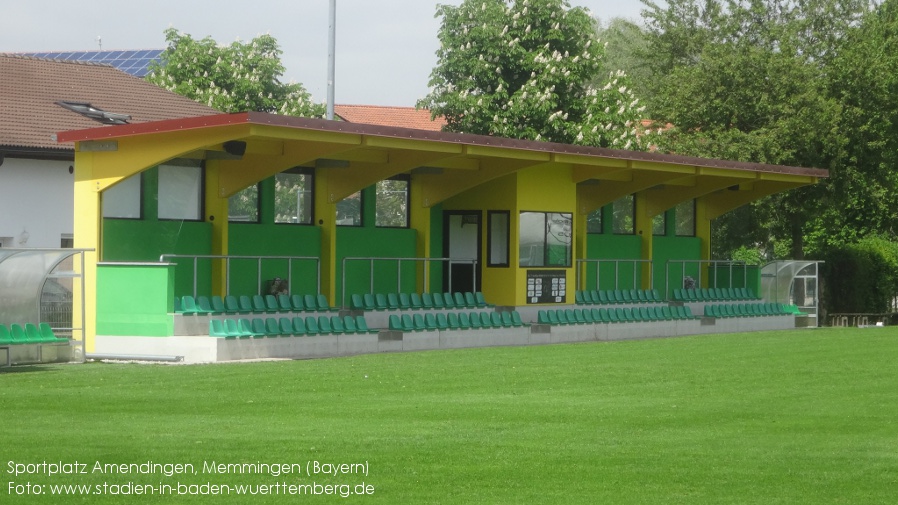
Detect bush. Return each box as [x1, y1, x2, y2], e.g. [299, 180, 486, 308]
[821, 237, 898, 314]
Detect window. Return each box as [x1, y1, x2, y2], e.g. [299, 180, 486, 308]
[612, 195, 635, 234]
[158, 160, 203, 221]
[519, 211, 572, 268]
[275, 169, 313, 224]
[229, 184, 259, 222]
[60, 234, 74, 248]
[653, 212, 667, 236]
[375, 177, 409, 228]
[676, 199, 696, 236]
[586, 208, 603, 234]
[336, 191, 362, 226]
[488, 211, 509, 267]
[102, 173, 142, 219]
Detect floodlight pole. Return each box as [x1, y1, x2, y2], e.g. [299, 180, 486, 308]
[326, 0, 336, 120]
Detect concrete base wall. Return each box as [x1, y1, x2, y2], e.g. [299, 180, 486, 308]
[95, 312, 801, 364]
[1, 342, 72, 366]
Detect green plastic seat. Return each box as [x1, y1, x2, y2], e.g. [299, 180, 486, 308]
[447, 312, 461, 329]
[388, 314, 403, 331]
[435, 312, 450, 330]
[421, 292, 435, 309]
[464, 292, 478, 308]
[276, 294, 292, 312]
[401, 314, 416, 332]
[468, 312, 482, 329]
[475, 292, 493, 308]
[457, 312, 471, 329]
[225, 319, 251, 338]
[409, 292, 423, 310]
[290, 294, 305, 311]
[317, 316, 333, 335]
[432, 292, 446, 309]
[355, 315, 379, 334]
[606, 309, 620, 323]
[278, 317, 294, 335]
[374, 293, 389, 311]
[442, 292, 456, 309]
[399, 293, 412, 310]
[263, 295, 279, 312]
[537, 310, 552, 325]
[454, 292, 468, 308]
[304, 316, 320, 335]
[479, 311, 492, 328]
[362, 293, 378, 310]
[575, 291, 587, 305]
[511, 311, 527, 327]
[330, 316, 345, 334]
[413, 313, 427, 331]
[387, 293, 401, 310]
[425, 313, 439, 330]
[291, 317, 307, 336]
[209, 319, 233, 339]
[500, 311, 514, 327]
[351, 294, 366, 310]
[343, 315, 359, 334]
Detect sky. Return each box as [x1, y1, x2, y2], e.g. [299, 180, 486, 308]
[2, 0, 653, 107]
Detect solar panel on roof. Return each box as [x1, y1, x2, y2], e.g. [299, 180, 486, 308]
[18, 49, 164, 77]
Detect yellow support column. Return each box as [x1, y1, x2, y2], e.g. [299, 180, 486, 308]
[315, 169, 338, 304]
[72, 150, 101, 353]
[634, 192, 654, 289]
[409, 178, 432, 293]
[575, 206, 589, 291]
[205, 161, 230, 296]
[695, 196, 713, 287]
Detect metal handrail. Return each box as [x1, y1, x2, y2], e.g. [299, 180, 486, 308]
[575, 258, 653, 290]
[340, 256, 478, 308]
[665, 259, 748, 297]
[159, 254, 321, 297]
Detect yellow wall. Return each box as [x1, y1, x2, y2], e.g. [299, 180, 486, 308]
[442, 165, 578, 307]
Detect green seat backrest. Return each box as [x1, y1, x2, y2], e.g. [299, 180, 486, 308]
[343, 315, 358, 333]
[425, 313, 438, 330]
[292, 317, 307, 336]
[447, 312, 460, 329]
[435, 313, 450, 330]
[330, 316, 345, 334]
[389, 314, 403, 331]
[413, 313, 427, 331]
[290, 294, 305, 311]
[317, 316, 333, 334]
[409, 292, 423, 309]
[511, 311, 525, 327]
[399, 293, 412, 310]
[265, 318, 280, 335]
[421, 292, 435, 309]
[304, 316, 320, 335]
[465, 292, 478, 308]
[279, 317, 294, 335]
[457, 312, 471, 329]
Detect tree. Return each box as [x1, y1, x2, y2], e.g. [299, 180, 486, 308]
[419, 0, 650, 149]
[147, 28, 324, 117]
[638, 0, 871, 260]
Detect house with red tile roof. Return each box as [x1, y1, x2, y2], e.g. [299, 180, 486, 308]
[0, 54, 218, 248]
[334, 104, 446, 131]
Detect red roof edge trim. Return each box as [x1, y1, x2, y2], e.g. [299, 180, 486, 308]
[56, 112, 251, 143]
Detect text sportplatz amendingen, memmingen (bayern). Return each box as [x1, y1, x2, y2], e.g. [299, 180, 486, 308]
[7, 460, 368, 479]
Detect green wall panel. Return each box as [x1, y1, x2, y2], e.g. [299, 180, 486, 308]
[228, 224, 322, 296]
[337, 227, 418, 306]
[96, 263, 174, 336]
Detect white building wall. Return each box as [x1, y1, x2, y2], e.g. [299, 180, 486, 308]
[0, 157, 74, 248]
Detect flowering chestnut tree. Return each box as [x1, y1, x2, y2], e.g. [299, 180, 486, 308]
[419, 0, 649, 149]
[147, 28, 325, 117]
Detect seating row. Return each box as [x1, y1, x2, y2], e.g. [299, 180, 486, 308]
[209, 315, 378, 339]
[703, 303, 803, 318]
[575, 289, 664, 305]
[351, 291, 493, 312]
[0, 323, 68, 345]
[178, 294, 338, 315]
[672, 287, 760, 302]
[539, 306, 699, 325]
[388, 310, 526, 332]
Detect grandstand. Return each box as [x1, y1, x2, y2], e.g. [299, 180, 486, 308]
[45, 111, 826, 364]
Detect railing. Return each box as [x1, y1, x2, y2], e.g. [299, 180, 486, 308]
[159, 254, 321, 297]
[341, 257, 477, 308]
[575, 259, 653, 291]
[665, 260, 749, 297]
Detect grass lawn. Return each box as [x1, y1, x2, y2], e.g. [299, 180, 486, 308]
[2, 327, 897, 504]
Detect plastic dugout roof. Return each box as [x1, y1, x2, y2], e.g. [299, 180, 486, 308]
[0, 249, 80, 325]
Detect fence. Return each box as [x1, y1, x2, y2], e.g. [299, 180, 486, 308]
[159, 254, 321, 297]
[341, 257, 477, 308]
[575, 259, 653, 291]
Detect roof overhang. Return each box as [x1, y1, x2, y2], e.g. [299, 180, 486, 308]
[57, 111, 827, 208]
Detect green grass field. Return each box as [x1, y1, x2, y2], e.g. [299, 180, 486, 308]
[2, 327, 897, 504]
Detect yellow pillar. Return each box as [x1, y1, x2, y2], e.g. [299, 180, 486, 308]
[574, 206, 589, 290]
[314, 168, 338, 304]
[634, 192, 653, 289]
[205, 161, 230, 296]
[72, 150, 101, 353]
[409, 177, 432, 293]
[695, 197, 712, 288]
